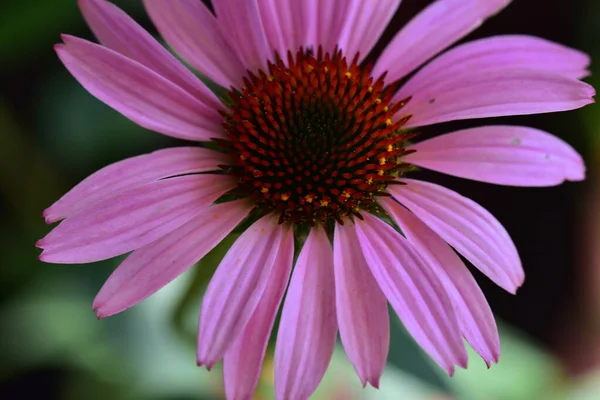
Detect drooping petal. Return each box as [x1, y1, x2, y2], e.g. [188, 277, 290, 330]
[44, 147, 227, 223]
[374, 0, 511, 82]
[37, 174, 234, 264]
[56, 35, 224, 141]
[197, 215, 288, 369]
[93, 200, 252, 318]
[334, 222, 389, 388]
[403, 125, 585, 186]
[400, 35, 590, 98]
[143, 0, 245, 89]
[389, 179, 524, 293]
[212, 0, 271, 74]
[380, 198, 500, 366]
[274, 225, 337, 400]
[397, 68, 594, 128]
[223, 227, 294, 400]
[79, 0, 222, 109]
[355, 213, 467, 374]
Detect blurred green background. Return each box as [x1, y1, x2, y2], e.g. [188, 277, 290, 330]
[1, 0, 600, 399]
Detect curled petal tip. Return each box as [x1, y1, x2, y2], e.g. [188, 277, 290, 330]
[59, 33, 73, 43]
[368, 377, 380, 389]
[196, 358, 215, 371]
[447, 366, 456, 377]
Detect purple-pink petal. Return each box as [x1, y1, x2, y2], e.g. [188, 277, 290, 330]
[404, 125, 585, 186]
[79, 0, 222, 109]
[212, 0, 272, 75]
[43, 147, 227, 223]
[396, 67, 594, 128]
[380, 198, 500, 366]
[334, 222, 390, 388]
[274, 225, 337, 400]
[93, 200, 252, 318]
[399, 35, 590, 98]
[38, 174, 234, 264]
[143, 0, 245, 89]
[197, 215, 288, 369]
[56, 35, 223, 142]
[317, 0, 401, 60]
[374, 0, 511, 82]
[389, 179, 524, 293]
[223, 226, 294, 400]
[355, 213, 467, 374]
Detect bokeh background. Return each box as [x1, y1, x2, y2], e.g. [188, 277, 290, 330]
[1, 0, 600, 399]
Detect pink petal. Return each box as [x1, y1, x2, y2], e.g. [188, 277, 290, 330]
[355, 213, 467, 374]
[286, 0, 400, 60]
[380, 198, 500, 366]
[93, 200, 252, 318]
[44, 147, 227, 223]
[389, 179, 524, 293]
[274, 225, 337, 400]
[397, 68, 594, 128]
[79, 0, 222, 109]
[404, 125, 585, 186]
[143, 0, 245, 89]
[212, 0, 271, 74]
[400, 36, 590, 98]
[197, 215, 288, 369]
[373, 0, 512, 82]
[38, 174, 234, 264]
[223, 227, 294, 400]
[334, 222, 389, 388]
[56, 35, 223, 141]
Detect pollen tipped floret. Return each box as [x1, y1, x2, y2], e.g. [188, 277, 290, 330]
[221, 47, 413, 224]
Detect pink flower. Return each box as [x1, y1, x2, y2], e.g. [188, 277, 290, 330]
[39, 0, 593, 399]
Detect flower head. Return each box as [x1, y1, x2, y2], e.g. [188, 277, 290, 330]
[39, 0, 594, 399]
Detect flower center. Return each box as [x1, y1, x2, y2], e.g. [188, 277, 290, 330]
[220, 48, 413, 225]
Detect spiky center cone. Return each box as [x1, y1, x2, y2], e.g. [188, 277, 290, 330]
[220, 48, 413, 225]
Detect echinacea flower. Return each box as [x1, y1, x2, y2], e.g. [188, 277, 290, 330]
[39, 0, 594, 399]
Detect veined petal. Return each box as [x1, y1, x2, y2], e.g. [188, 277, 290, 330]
[334, 222, 390, 388]
[274, 225, 337, 400]
[56, 35, 224, 141]
[380, 198, 500, 366]
[197, 215, 288, 369]
[44, 147, 228, 223]
[397, 68, 594, 128]
[37, 174, 234, 264]
[213, 0, 271, 74]
[317, 0, 401, 60]
[93, 200, 252, 318]
[143, 0, 245, 89]
[223, 227, 294, 400]
[389, 179, 524, 293]
[257, 0, 400, 64]
[400, 35, 590, 98]
[257, 0, 307, 58]
[355, 213, 467, 374]
[79, 0, 222, 109]
[374, 0, 511, 82]
[404, 125, 585, 186]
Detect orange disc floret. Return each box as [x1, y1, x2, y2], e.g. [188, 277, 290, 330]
[221, 47, 413, 224]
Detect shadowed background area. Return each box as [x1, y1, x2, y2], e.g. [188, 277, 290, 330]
[1, 0, 599, 399]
